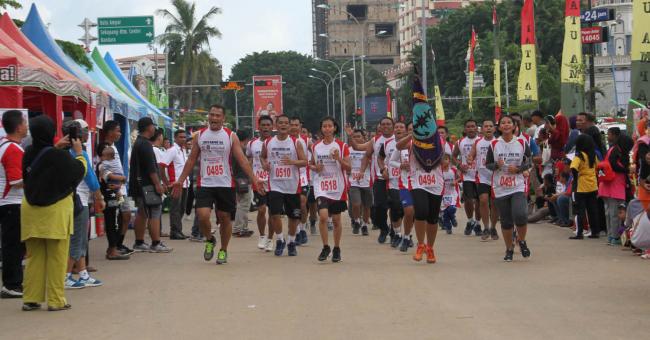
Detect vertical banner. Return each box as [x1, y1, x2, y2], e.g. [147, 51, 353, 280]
[468, 27, 477, 113]
[518, 0, 538, 103]
[386, 87, 392, 118]
[253, 75, 283, 128]
[629, 1, 650, 118]
[431, 48, 445, 126]
[560, 0, 585, 116]
[492, 5, 502, 121]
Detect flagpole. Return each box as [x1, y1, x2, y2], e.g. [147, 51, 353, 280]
[421, 0, 427, 97]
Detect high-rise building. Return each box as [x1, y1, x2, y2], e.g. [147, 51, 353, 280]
[311, 0, 400, 72]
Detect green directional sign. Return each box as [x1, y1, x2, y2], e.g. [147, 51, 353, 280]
[98, 16, 154, 45]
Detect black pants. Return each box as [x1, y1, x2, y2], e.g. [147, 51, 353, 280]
[574, 191, 600, 236]
[0, 204, 24, 290]
[372, 180, 389, 232]
[105, 206, 120, 249]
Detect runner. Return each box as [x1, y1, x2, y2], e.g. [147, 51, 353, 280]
[453, 119, 481, 236]
[310, 117, 350, 262]
[469, 119, 500, 241]
[345, 117, 395, 243]
[378, 121, 406, 247]
[247, 115, 274, 252]
[440, 154, 460, 235]
[388, 122, 414, 252]
[171, 104, 264, 265]
[260, 115, 308, 256]
[437, 125, 454, 155]
[290, 117, 311, 245]
[348, 129, 372, 236]
[485, 115, 532, 262]
[397, 134, 444, 264]
[303, 128, 319, 235]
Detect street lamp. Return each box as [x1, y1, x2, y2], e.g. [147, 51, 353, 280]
[308, 74, 330, 117]
[314, 58, 355, 132]
[311, 67, 337, 118]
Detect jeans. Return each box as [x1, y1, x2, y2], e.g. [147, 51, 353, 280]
[556, 195, 571, 225]
[441, 206, 457, 230]
[234, 188, 252, 232]
[69, 206, 89, 261]
[0, 204, 24, 290]
[169, 187, 187, 234]
[603, 197, 624, 239]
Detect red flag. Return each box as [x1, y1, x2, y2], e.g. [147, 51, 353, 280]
[386, 87, 392, 118]
[469, 27, 477, 73]
[521, 0, 536, 45]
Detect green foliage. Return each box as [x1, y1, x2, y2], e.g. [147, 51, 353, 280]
[55, 40, 93, 71]
[0, 0, 21, 10]
[399, 0, 566, 122]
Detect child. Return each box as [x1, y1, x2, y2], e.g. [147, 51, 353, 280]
[97, 143, 126, 207]
[440, 154, 460, 234]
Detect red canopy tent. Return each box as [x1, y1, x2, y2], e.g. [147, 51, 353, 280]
[0, 13, 94, 135]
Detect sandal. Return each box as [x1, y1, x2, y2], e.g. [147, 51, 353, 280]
[47, 304, 71, 311]
[22, 303, 41, 311]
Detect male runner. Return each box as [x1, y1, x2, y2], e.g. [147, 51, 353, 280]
[453, 119, 481, 236]
[388, 122, 415, 252]
[349, 129, 372, 236]
[437, 125, 454, 155]
[345, 117, 395, 243]
[379, 121, 407, 247]
[469, 119, 500, 241]
[171, 104, 264, 265]
[247, 115, 274, 251]
[290, 117, 311, 245]
[260, 115, 308, 256]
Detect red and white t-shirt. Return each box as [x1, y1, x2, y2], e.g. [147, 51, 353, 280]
[247, 137, 269, 191]
[165, 144, 189, 188]
[0, 138, 23, 206]
[298, 135, 311, 187]
[197, 127, 234, 188]
[490, 137, 528, 198]
[265, 135, 301, 194]
[372, 134, 392, 182]
[312, 139, 350, 201]
[349, 148, 370, 188]
[441, 166, 460, 209]
[409, 145, 444, 195]
[474, 136, 494, 185]
[383, 137, 400, 190]
[457, 136, 478, 182]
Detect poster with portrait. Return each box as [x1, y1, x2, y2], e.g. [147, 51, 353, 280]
[253, 75, 283, 129]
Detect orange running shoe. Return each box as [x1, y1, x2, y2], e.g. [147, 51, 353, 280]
[413, 243, 425, 262]
[426, 245, 436, 263]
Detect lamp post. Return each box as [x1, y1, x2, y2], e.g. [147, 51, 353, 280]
[311, 67, 336, 118]
[314, 59, 354, 132]
[317, 4, 366, 129]
[308, 74, 330, 117]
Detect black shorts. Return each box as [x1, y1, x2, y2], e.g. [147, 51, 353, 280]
[254, 192, 268, 206]
[268, 191, 302, 219]
[388, 189, 404, 222]
[462, 181, 478, 200]
[477, 183, 492, 196]
[316, 197, 348, 215]
[412, 189, 443, 224]
[301, 186, 310, 197]
[307, 186, 316, 204]
[195, 187, 236, 219]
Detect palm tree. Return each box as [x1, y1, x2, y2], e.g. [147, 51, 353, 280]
[156, 0, 221, 108]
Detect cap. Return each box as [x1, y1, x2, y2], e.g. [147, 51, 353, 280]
[74, 119, 89, 130]
[618, 203, 627, 210]
[137, 117, 155, 132]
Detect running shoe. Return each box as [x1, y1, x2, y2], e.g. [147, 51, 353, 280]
[216, 249, 228, 264]
[150, 242, 173, 253]
[446, 227, 452, 235]
[22, 302, 41, 311]
[299, 230, 308, 245]
[204, 239, 216, 261]
[188, 234, 205, 242]
[503, 249, 514, 262]
[473, 222, 482, 236]
[378, 229, 388, 244]
[464, 222, 473, 236]
[371, 224, 379, 230]
[79, 276, 103, 287]
[451, 217, 458, 228]
[332, 246, 341, 263]
[274, 240, 286, 256]
[490, 227, 499, 240]
[310, 221, 318, 235]
[318, 245, 331, 261]
[132, 243, 150, 253]
[425, 246, 436, 263]
[390, 234, 402, 248]
[408, 235, 414, 247]
[361, 225, 369, 236]
[518, 240, 531, 258]
[64, 277, 85, 289]
[352, 221, 360, 234]
[1, 286, 23, 299]
[413, 244, 425, 262]
[264, 238, 274, 252]
[481, 228, 490, 241]
[294, 232, 303, 245]
[258, 235, 267, 250]
[399, 238, 409, 252]
[287, 242, 298, 256]
[118, 244, 135, 256]
[609, 238, 622, 246]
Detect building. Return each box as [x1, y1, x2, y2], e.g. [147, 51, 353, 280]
[115, 53, 168, 88]
[311, 0, 400, 72]
[591, 0, 633, 116]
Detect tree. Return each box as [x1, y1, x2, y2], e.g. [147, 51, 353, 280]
[0, 0, 21, 11]
[55, 40, 92, 71]
[156, 0, 222, 108]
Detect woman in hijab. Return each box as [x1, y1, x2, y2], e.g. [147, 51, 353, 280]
[21, 115, 87, 312]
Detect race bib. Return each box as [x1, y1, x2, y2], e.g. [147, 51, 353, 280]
[498, 175, 517, 188]
[416, 171, 437, 187]
[273, 166, 292, 179]
[442, 195, 454, 206]
[255, 169, 268, 181]
[205, 157, 225, 177]
[391, 167, 400, 178]
[319, 174, 339, 193]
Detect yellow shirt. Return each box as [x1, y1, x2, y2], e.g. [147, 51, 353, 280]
[570, 152, 598, 193]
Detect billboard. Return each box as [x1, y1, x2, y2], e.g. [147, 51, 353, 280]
[361, 95, 388, 130]
[253, 75, 283, 128]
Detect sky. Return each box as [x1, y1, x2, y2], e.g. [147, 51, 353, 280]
[6, 0, 313, 78]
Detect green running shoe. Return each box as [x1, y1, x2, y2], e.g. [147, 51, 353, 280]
[204, 239, 215, 261]
[216, 249, 228, 264]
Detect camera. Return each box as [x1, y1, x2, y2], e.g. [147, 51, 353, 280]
[62, 120, 81, 141]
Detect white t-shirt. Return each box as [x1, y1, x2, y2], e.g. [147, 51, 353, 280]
[458, 136, 478, 181]
[409, 146, 444, 195]
[247, 137, 269, 191]
[349, 148, 370, 188]
[165, 144, 189, 188]
[441, 166, 460, 209]
[474, 136, 495, 185]
[490, 137, 528, 198]
[109, 143, 127, 196]
[383, 137, 400, 190]
[197, 127, 234, 188]
[265, 135, 301, 194]
[311, 139, 350, 201]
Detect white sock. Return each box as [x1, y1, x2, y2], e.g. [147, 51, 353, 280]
[277, 233, 284, 241]
[289, 234, 296, 243]
[79, 269, 90, 280]
[328, 217, 332, 223]
[299, 223, 305, 231]
[66, 273, 72, 280]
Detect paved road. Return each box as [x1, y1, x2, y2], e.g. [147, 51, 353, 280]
[1, 212, 649, 340]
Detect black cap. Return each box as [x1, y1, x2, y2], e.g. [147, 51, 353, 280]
[138, 117, 155, 133]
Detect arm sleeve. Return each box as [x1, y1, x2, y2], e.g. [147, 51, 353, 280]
[529, 139, 540, 156]
[485, 146, 497, 171]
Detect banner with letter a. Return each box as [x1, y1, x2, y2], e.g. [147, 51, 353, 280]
[560, 0, 585, 116]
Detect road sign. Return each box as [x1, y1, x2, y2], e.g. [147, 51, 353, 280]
[581, 26, 609, 44]
[98, 16, 154, 45]
[580, 8, 614, 24]
[220, 81, 245, 91]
